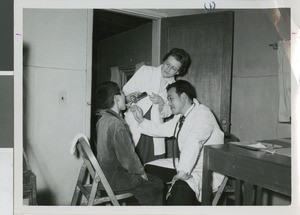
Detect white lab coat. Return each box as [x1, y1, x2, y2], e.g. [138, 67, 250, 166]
[123, 65, 174, 155]
[138, 99, 225, 202]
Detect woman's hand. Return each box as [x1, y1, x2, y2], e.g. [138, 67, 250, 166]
[130, 105, 144, 123]
[149, 93, 164, 105]
[126, 91, 142, 104]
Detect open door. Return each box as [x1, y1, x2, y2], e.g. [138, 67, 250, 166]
[161, 11, 234, 133]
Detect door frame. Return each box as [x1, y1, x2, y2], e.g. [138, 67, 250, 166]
[85, 9, 94, 137]
[90, 9, 162, 144]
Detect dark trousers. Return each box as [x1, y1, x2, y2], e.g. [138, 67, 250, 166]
[122, 174, 164, 205]
[136, 107, 165, 164]
[145, 164, 200, 205]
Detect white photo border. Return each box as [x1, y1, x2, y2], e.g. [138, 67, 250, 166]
[14, 0, 300, 215]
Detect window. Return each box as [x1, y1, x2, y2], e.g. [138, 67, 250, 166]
[119, 66, 136, 88]
[119, 62, 146, 87]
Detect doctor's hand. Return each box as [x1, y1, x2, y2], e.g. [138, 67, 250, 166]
[166, 171, 192, 200]
[130, 105, 144, 123]
[141, 172, 148, 180]
[172, 170, 192, 182]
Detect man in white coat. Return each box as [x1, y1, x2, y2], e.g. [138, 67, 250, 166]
[131, 80, 224, 205]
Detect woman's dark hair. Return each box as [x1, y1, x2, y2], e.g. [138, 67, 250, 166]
[162, 48, 191, 77]
[96, 81, 121, 109]
[166, 80, 197, 101]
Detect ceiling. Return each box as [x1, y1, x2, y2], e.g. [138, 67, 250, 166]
[92, 9, 237, 41]
[93, 9, 152, 41]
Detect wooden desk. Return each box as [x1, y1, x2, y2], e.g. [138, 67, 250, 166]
[201, 139, 291, 205]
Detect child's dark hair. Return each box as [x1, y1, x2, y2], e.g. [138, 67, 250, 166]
[96, 81, 121, 109]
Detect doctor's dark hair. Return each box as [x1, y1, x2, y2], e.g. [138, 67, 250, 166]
[96, 81, 121, 109]
[162, 48, 191, 77]
[166, 80, 197, 101]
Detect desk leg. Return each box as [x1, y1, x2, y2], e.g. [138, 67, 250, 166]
[243, 182, 254, 205]
[255, 186, 262, 205]
[235, 179, 242, 205]
[202, 147, 212, 205]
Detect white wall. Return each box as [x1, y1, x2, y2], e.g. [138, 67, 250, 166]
[23, 9, 92, 205]
[230, 9, 291, 141]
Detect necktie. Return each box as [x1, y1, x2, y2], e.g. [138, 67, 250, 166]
[172, 115, 185, 170]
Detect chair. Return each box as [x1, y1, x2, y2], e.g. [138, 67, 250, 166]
[23, 150, 37, 205]
[23, 170, 37, 205]
[71, 137, 134, 206]
[212, 176, 235, 205]
[211, 133, 239, 205]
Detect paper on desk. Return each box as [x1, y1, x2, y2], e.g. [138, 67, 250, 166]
[274, 147, 291, 157]
[247, 142, 266, 149]
[229, 141, 282, 151]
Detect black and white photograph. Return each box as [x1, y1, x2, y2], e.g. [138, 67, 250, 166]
[7, 0, 300, 215]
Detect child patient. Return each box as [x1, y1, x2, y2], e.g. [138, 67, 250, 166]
[94, 81, 163, 205]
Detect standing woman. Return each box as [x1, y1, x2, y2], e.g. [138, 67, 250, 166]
[123, 48, 191, 164]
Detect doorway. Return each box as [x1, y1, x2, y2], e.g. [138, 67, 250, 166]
[90, 10, 153, 147]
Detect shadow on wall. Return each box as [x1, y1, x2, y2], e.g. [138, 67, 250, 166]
[23, 44, 55, 206]
[209, 109, 240, 143]
[37, 189, 56, 205]
[23, 43, 30, 156]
